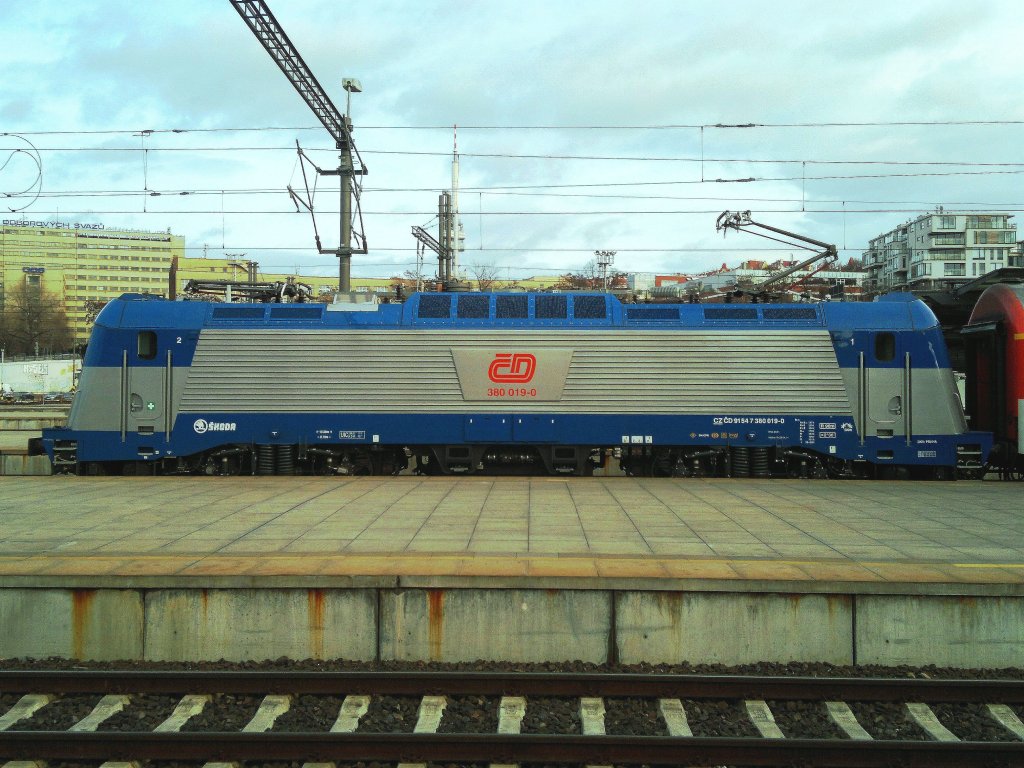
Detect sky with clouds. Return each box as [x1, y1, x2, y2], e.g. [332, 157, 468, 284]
[3, 0, 1024, 282]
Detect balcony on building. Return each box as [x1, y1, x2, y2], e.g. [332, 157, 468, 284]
[928, 248, 966, 262]
[929, 233, 965, 248]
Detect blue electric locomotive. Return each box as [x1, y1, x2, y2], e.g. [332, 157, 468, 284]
[41, 291, 990, 478]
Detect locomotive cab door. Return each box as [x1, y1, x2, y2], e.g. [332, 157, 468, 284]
[859, 331, 908, 441]
[121, 331, 174, 444]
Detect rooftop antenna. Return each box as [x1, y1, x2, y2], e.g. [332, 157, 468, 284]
[451, 124, 464, 276]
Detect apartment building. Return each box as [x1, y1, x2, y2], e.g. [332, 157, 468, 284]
[864, 212, 1020, 293]
[0, 219, 184, 345]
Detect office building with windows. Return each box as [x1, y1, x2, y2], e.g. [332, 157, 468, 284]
[864, 212, 1020, 294]
[0, 219, 185, 346]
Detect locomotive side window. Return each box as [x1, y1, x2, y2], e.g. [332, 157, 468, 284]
[137, 331, 157, 360]
[875, 332, 896, 362]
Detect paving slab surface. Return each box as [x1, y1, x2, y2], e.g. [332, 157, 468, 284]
[0, 431, 35, 453]
[1, 476, 1022, 593]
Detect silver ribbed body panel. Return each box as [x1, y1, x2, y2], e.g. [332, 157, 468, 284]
[178, 329, 852, 414]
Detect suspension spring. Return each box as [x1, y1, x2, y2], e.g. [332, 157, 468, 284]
[276, 444, 296, 475]
[751, 447, 771, 478]
[730, 446, 750, 478]
[256, 445, 275, 475]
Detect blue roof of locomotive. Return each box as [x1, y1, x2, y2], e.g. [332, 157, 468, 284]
[99, 291, 940, 333]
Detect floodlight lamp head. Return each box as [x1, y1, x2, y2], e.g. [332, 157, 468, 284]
[342, 78, 363, 93]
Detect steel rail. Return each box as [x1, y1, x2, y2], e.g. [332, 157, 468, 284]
[2, 731, 1023, 766]
[1, 670, 1023, 702]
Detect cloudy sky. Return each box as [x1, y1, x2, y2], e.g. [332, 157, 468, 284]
[3, 0, 1024, 283]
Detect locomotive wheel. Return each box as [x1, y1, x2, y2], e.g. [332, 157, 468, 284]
[221, 456, 245, 476]
[413, 453, 442, 475]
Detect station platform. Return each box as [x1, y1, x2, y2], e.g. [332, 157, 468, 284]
[0, 407, 65, 476]
[1, 476, 1023, 669]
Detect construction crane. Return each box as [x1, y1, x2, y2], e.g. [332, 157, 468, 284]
[229, 0, 368, 293]
[715, 211, 838, 301]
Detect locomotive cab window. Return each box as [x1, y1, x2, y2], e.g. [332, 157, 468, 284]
[874, 332, 896, 362]
[137, 331, 157, 360]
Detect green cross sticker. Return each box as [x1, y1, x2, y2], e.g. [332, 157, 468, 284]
[146, 401, 156, 411]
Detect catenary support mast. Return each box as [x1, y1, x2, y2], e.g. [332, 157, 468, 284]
[230, 0, 367, 292]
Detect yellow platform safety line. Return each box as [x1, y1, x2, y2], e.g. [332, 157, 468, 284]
[7, 553, 1024, 568]
[954, 563, 1024, 568]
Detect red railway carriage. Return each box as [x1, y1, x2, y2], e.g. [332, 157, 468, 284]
[963, 282, 1024, 477]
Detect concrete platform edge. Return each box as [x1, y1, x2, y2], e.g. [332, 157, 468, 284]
[3, 575, 1024, 597]
[0, 575, 400, 589]
[0, 454, 50, 475]
[3, 585, 1023, 668]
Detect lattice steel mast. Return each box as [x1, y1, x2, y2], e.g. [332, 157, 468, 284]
[230, 0, 368, 292]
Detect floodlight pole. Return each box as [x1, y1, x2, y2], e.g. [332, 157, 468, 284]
[229, 1, 369, 295]
[339, 130, 354, 293]
[338, 78, 361, 294]
[596, 250, 616, 292]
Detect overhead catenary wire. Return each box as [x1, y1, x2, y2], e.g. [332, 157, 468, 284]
[0, 245, 875, 259]
[16, 182, 1024, 210]
[0, 256, 867, 279]
[8, 119, 1024, 136]
[9, 207, 1024, 216]
[8, 142, 1024, 169]
[6, 121, 1021, 278]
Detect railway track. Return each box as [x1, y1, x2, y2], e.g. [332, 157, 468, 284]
[3, 670, 1024, 766]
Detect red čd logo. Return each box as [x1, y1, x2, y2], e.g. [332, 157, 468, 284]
[488, 353, 537, 383]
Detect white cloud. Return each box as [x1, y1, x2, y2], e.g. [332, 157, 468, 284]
[3, 0, 1024, 280]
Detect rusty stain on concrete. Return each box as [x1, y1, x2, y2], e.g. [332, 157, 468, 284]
[308, 588, 326, 659]
[71, 588, 96, 658]
[427, 589, 444, 660]
[826, 594, 852, 624]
